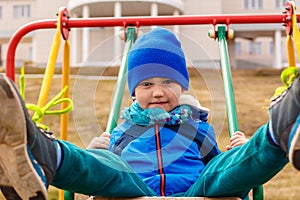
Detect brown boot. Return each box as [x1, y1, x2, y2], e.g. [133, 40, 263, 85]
[0, 74, 57, 199]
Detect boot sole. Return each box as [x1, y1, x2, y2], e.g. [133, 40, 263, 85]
[0, 74, 47, 200]
[289, 115, 300, 170]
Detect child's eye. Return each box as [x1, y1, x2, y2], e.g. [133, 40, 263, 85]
[139, 82, 152, 87]
[163, 79, 175, 85]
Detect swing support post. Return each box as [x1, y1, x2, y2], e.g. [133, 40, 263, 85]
[105, 27, 137, 133]
[217, 26, 238, 137]
[216, 25, 264, 200]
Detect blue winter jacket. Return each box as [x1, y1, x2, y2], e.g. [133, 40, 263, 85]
[109, 104, 221, 196]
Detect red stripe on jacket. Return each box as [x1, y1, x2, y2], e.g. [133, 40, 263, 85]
[155, 124, 165, 196]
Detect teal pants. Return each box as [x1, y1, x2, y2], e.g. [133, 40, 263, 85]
[52, 124, 288, 198]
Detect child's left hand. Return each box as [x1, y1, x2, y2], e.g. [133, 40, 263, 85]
[226, 131, 249, 151]
[87, 132, 111, 149]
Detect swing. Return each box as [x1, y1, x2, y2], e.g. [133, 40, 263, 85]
[4, 1, 300, 200]
[69, 26, 243, 200]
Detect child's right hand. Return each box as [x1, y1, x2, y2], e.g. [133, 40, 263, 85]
[226, 131, 249, 151]
[87, 132, 111, 149]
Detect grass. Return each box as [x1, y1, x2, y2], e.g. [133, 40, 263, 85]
[1, 67, 300, 200]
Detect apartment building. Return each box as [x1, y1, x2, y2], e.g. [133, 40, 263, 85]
[0, 0, 297, 69]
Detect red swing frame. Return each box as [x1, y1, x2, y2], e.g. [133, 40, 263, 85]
[4, 2, 298, 200]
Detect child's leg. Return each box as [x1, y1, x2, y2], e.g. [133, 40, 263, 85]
[185, 72, 300, 197]
[185, 124, 288, 197]
[289, 114, 300, 169]
[269, 73, 300, 169]
[0, 74, 155, 199]
[51, 140, 156, 197]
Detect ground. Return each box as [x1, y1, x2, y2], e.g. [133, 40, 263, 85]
[0, 67, 300, 200]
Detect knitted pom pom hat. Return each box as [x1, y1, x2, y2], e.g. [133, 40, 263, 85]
[127, 27, 189, 96]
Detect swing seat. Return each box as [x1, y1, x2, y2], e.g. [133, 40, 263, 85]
[88, 197, 241, 200]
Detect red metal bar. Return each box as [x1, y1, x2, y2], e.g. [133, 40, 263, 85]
[66, 14, 291, 28]
[6, 20, 56, 80]
[6, 13, 297, 80]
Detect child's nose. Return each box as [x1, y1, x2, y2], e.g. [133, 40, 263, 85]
[152, 84, 164, 97]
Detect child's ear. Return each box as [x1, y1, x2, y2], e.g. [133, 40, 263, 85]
[181, 88, 186, 93]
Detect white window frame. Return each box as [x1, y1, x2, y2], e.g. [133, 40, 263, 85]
[13, 4, 31, 18]
[244, 0, 263, 9]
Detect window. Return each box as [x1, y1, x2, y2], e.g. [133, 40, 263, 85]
[13, 5, 31, 18]
[244, 0, 249, 9]
[269, 41, 274, 54]
[275, 0, 288, 9]
[248, 41, 262, 55]
[244, 0, 263, 9]
[28, 47, 33, 61]
[0, 6, 2, 19]
[235, 42, 241, 55]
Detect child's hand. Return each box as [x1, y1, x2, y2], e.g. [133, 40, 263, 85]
[87, 132, 111, 149]
[226, 131, 249, 151]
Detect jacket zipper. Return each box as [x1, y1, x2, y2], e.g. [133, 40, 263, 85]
[154, 123, 165, 196]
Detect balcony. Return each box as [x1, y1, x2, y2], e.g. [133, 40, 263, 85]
[67, 0, 184, 17]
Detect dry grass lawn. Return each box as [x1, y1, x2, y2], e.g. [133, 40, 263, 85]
[1, 67, 300, 200]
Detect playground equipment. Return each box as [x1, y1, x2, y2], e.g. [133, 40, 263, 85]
[4, 1, 300, 200]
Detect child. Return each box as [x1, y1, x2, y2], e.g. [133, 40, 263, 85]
[0, 27, 300, 199]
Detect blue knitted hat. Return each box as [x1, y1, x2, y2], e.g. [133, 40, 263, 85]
[127, 27, 189, 96]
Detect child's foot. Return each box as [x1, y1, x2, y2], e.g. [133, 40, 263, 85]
[288, 114, 300, 170]
[0, 74, 57, 199]
[269, 71, 300, 170]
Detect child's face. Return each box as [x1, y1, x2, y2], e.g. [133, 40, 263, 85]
[134, 77, 184, 112]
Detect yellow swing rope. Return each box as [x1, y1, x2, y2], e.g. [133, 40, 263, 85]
[19, 8, 72, 131]
[35, 8, 64, 117]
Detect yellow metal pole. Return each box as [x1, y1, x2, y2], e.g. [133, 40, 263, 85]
[291, 1, 300, 62]
[60, 40, 70, 140]
[58, 27, 71, 200]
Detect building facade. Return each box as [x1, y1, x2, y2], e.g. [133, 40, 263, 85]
[0, 0, 297, 69]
